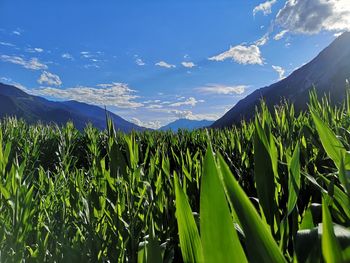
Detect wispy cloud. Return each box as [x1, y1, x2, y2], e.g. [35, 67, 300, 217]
[255, 34, 269, 46]
[31, 82, 143, 108]
[253, 0, 277, 16]
[209, 44, 263, 65]
[0, 55, 48, 70]
[169, 97, 204, 107]
[135, 58, 145, 66]
[80, 51, 92, 58]
[181, 61, 196, 68]
[61, 53, 74, 60]
[273, 30, 288, 40]
[275, 0, 350, 34]
[272, 65, 285, 79]
[12, 30, 21, 36]
[169, 109, 218, 121]
[80, 51, 104, 68]
[131, 117, 161, 129]
[83, 64, 100, 69]
[38, 71, 62, 86]
[146, 104, 163, 109]
[26, 47, 44, 53]
[155, 61, 176, 68]
[197, 84, 247, 95]
[0, 41, 15, 47]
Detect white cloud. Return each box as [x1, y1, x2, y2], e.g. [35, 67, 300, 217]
[197, 84, 247, 95]
[181, 61, 196, 68]
[38, 71, 62, 86]
[131, 118, 161, 129]
[253, 0, 277, 16]
[334, 32, 344, 37]
[272, 65, 285, 79]
[273, 30, 289, 40]
[31, 82, 143, 108]
[84, 63, 100, 69]
[0, 55, 48, 70]
[62, 53, 74, 60]
[80, 51, 92, 58]
[0, 41, 15, 47]
[169, 109, 218, 121]
[143, 99, 162, 104]
[255, 34, 269, 46]
[155, 61, 176, 68]
[275, 0, 350, 34]
[25, 47, 44, 53]
[142, 96, 205, 110]
[169, 97, 203, 107]
[12, 30, 21, 36]
[135, 58, 145, 66]
[147, 104, 163, 109]
[209, 44, 263, 65]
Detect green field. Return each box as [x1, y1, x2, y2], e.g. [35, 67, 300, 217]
[1, 90, 350, 262]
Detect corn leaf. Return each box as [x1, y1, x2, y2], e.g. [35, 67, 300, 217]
[174, 172, 203, 263]
[322, 200, 343, 263]
[218, 153, 286, 263]
[287, 143, 301, 215]
[200, 145, 247, 263]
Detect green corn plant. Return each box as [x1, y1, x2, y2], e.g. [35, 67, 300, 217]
[0, 86, 349, 262]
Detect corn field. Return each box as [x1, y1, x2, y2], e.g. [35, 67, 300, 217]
[1, 90, 350, 262]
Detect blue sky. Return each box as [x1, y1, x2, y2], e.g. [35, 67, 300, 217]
[0, 0, 349, 128]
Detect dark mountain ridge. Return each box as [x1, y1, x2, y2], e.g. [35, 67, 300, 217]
[0, 82, 145, 132]
[212, 32, 350, 128]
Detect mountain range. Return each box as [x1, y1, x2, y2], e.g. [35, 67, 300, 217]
[212, 32, 350, 128]
[1, 32, 350, 131]
[0, 82, 145, 132]
[159, 119, 213, 131]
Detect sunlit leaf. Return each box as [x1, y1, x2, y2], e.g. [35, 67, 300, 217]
[200, 145, 247, 263]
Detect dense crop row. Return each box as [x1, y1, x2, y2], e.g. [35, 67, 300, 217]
[0, 90, 350, 262]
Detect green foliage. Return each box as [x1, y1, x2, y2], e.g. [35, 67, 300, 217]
[0, 89, 350, 262]
[200, 144, 247, 263]
[174, 172, 203, 263]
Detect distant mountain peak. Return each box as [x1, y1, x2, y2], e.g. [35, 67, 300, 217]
[159, 118, 213, 131]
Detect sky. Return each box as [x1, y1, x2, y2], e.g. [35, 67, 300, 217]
[0, 0, 350, 128]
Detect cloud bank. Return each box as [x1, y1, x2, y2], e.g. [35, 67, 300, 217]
[31, 82, 143, 108]
[197, 84, 247, 95]
[0, 55, 48, 70]
[276, 0, 350, 34]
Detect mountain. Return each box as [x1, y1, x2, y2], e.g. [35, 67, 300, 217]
[0, 82, 145, 132]
[212, 32, 350, 128]
[159, 119, 213, 131]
